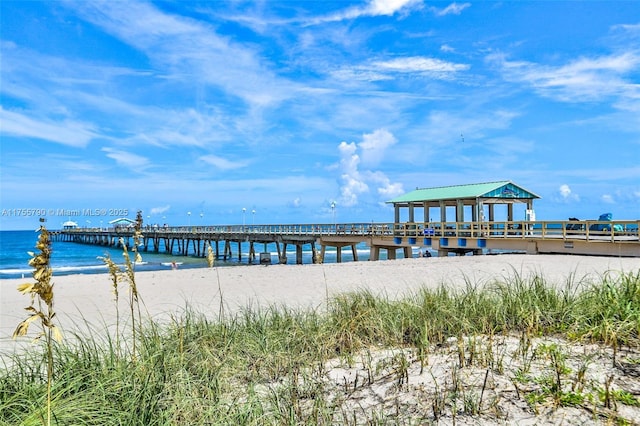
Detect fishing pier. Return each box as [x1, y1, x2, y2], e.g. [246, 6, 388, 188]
[52, 181, 640, 263]
[53, 219, 640, 264]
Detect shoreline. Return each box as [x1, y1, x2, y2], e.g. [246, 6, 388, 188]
[2, 254, 639, 353]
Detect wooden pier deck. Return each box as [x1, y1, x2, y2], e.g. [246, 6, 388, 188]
[52, 219, 639, 264]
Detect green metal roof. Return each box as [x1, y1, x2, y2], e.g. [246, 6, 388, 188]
[386, 181, 540, 204]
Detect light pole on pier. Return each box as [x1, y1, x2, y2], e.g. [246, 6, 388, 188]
[242, 207, 246, 229]
[252, 209, 255, 226]
[187, 211, 191, 227]
[330, 201, 336, 229]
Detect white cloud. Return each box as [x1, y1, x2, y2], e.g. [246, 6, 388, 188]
[490, 52, 640, 103]
[431, 2, 471, 17]
[337, 56, 469, 82]
[200, 155, 248, 170]
[358, 129, 398, 166]
[150, 205, 171, 215]
[559, 184, 580, 202]
[340, 174, 369, 206]
[307, 0, 422, 24]
[368, 0, 422, 16]
[336, 135, 404, 207]
[102, 148, 150, 170]
[72, 1, 297, 109]
[372, 57, 469, 73]
[368, 171, 405, 200]
[338, 142, 369, 206]
[601, 194, 615, 204]
[0, 107, 96, 148]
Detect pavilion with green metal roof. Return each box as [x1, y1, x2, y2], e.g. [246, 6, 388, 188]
[386, 181, 540, 224]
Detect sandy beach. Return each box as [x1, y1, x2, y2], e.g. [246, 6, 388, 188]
[2, 254, 638, 350]
[2, 254, 640, 424]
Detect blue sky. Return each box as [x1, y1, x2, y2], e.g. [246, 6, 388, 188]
[1, 0, 639, 230]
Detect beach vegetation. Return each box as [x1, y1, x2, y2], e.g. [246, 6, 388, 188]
[10, 224, 61, 426]
[2, 259, 639, 424]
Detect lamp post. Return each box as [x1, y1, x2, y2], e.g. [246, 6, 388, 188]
[187, 211, 191, 227]
[252, 209, 256, 226]
[330, 201, 336, 229]
[242, 207, 246, 229]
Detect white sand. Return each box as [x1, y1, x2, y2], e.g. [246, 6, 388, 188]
[2, 254, 639, 423]
[2, 254, 638, 351]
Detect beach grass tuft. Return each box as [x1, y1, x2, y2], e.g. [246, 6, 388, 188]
[2, 263, 639, 424]
[11, 224, 60, 426]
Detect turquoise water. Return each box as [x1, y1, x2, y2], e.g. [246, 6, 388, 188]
[0, 230, 433, 279]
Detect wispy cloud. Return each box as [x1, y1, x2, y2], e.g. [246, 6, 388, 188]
[490, 51, 640, 104]
[200, 154, 249, 171]
[102, 147, 150, 170]
[333, 56, 469, 81]
[150, 205, 171, 216]
[430, 2, 471, 17]
[0, 107, 97, 148]
[601, 194, 615, 204]
[70, 1, 298, 108]
[304, 0, 423, 25]
[372, 57, 469, 73]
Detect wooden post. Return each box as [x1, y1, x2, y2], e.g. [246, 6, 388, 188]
[224, 240, 231, 260]
[404, 246, 412, 258]
[296, 244, 302, 264]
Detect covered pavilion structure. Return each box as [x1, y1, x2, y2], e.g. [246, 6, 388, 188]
[386, 180, 540, 225]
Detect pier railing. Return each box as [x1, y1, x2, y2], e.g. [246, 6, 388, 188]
[391, 220, 639, 242]
[59, 220, 639, 242]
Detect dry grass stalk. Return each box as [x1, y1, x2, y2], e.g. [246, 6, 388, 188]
[207, 243, 215, 267]
[12, 223, 61, 426]
[120, 211, 145, 361]
[100, 254, 122, 353]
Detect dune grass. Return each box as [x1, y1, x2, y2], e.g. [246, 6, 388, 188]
[1, 266, 639, 424]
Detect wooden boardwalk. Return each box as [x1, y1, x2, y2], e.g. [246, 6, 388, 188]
[52, 220, 640, 264]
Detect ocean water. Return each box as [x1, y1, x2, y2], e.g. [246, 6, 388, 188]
[0, 230, 433, 279]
